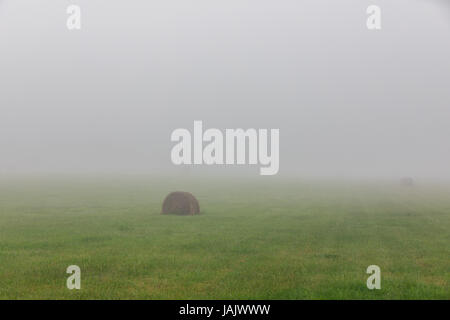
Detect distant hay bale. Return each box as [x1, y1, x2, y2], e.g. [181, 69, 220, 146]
[400, 177, 415, 187]
[161, 191, 200, 215]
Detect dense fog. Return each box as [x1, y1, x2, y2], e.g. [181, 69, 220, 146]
[0, 0, 449, 179]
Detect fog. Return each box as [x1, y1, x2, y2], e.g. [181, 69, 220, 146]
[0, 0, 449, 179]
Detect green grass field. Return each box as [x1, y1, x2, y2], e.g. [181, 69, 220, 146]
[0, 176, 448, 299]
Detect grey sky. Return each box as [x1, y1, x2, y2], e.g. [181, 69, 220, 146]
[0, 0, 449, 178]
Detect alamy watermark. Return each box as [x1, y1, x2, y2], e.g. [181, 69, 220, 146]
[66, 5, 381, 31]
[170, 121, 280, 175]
[66, 265, 81, 290]
[367, 5, 382, 30]
[66, 5, 81, 30]
[366, 265, 381, 290]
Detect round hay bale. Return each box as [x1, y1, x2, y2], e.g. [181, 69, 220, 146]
[400, 177, 415, 187]
[161, 191, 200, 215]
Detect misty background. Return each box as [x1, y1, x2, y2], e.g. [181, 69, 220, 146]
[0, 0, 449, 179]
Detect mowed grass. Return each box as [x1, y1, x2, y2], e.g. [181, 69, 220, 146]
[0, 175, 448, 299]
